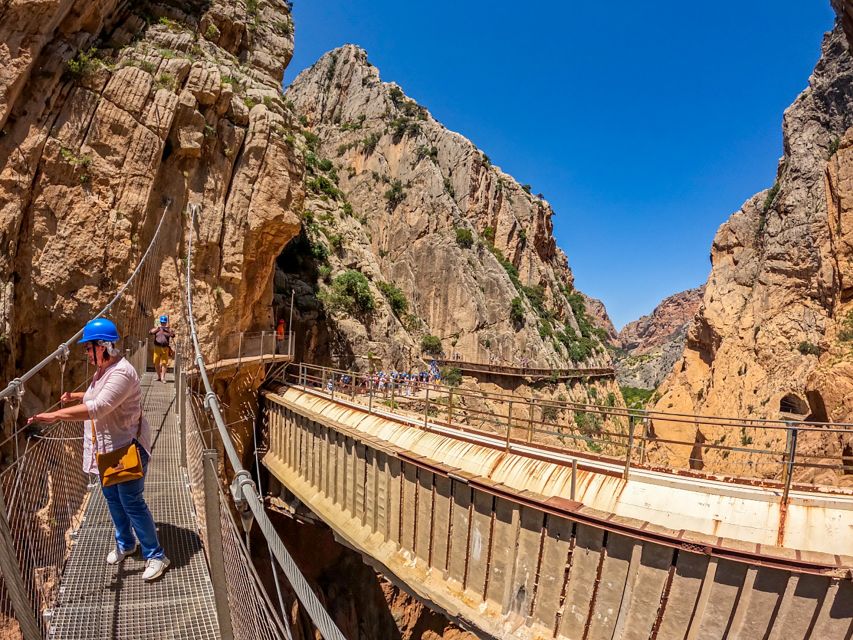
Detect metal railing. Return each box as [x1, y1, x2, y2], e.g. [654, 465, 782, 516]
[215, 331, 294, 364]
[279, 363, 853, 500]
[434, 358, 614, 379]
[184, 204, 344, 640]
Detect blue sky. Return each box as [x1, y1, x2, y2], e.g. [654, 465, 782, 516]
[283, 1, 837, 329]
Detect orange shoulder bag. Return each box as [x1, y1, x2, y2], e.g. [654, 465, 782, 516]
[91, 412, 145, 487]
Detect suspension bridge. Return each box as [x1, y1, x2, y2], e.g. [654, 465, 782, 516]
[0, 203, 851, 639]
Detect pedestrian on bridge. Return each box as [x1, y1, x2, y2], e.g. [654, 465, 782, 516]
[149, 314, 174, 383]
[28, 318, 170, 582]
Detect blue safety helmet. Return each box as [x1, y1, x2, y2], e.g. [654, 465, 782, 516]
[159, 315, 168, 324]
[79, 318, 120, 343]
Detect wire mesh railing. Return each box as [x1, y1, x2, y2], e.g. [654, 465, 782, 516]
[0, 203, 173, 638]
[279, 362, 853, 500]
[184, 203, 344, 640]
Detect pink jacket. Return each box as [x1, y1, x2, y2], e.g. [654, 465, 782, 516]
[82, 358, 152, 474]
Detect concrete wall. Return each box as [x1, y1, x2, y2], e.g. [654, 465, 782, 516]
[262, 393, 853, 640]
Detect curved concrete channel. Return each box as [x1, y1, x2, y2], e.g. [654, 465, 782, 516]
[261, 386, 853, 640]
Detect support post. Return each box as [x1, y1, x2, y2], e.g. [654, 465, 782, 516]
[447, 388, 453, 424]
[781, 426, 798, 505]
[0, 487, 41, 640]
[640, 417, 649, 466]
[623, 415, 636, 480]
[202, 450, 235, 640]
[321, 368, 326, 394]
[368, 376, 374, 413]
[350, 370, 355, 400]
[424, 385, 430, 429]
[330, 370, 335, 400]
[237, 332, 243, 366]
[390, 377, 394, 409]
[570, 458, 577, 501]
[527, 401, 534, 443]
[505, 401, 513, 451]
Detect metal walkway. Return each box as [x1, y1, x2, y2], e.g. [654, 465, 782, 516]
[47, 374, 220, 640]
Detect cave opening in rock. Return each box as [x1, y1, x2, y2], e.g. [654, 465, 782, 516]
[779, 393, 809, 418]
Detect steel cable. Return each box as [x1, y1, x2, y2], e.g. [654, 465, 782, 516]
[184, 204, 346, 640]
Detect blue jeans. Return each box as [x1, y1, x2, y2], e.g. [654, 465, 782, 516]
[100, 444, 165, 560]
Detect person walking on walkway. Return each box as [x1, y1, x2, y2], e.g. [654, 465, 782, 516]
[149, 315, 174, 382]
[28, 318, 170, 581]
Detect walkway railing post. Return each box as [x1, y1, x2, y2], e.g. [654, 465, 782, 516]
[143, 338, 149, 372]
[0, 487, 41, 640]
[202, 449, 235, 640]
[623, 415, 636, 480]
[640, 417, 649, 466]
[505, 400, 514, 451]
[424, 385, 430, 429]
[782, 425, 799, 505]
[368, 375, 374, 413]
[447, 388, 454, 424]
[570, 459, 577, 501]
[527, 401, 534, 443]
[237, 331, 243, 366]
[330, 370, 335, 400]
[390, 377, 395, 408]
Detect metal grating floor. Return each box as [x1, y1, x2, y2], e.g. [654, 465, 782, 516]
[48, 374, 221, 639]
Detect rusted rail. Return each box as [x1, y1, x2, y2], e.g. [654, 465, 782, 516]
[434, 359, 614, 380]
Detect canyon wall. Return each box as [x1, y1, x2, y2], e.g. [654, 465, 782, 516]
[278, 45, 612, 374]
[653, 21, 853, 481]
[0, 0, 303, 419]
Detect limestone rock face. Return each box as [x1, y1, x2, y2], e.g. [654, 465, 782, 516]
[616, 286, 704, 390]
[0, 0, 303, 412]
[281, 46, 610, 371]
[653, 23, 853, 480]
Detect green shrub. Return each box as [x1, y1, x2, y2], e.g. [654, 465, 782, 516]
[455, 227, 473, 248]
[510, 297, 524, 325]
[324, 270, 374, 314]
[838, 310, 853, 342]
[377, 281, 408, 316]
[302, 129, 320, 150]
[621, 386, 653, 410]
[828, 136, 841, 159]
[763, 181, 780, 213]
[416, 145, 438, 162]
[521, 285, 545, 316]
[67, 48, 100, 77]
[384, 180, 405, 209]
[361, 132, 381, 154]
[318, 158, 333, 172]
[306, 175, 342, 199]
[541, 404, 559, 421]
[326, 233, 343, 252]
[388, 86, 404, 106]
[443, 177, 455, 197]
[421, 334, 443, 355]
[205, 23, 221, 39]
[342, 202, 354, 217]
[310, 238, 328, 262]
[483, 226, 495, 244]
[317, 264, 332, 282]
[797, 341, 822, 356]
[521, 184, 532, 194]
[441, 367, 462, 387]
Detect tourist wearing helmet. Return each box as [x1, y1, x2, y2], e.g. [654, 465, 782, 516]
[27, 318, 170, 581]
[149, 314, 175, 382]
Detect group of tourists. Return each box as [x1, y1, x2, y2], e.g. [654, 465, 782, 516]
[27, 315, 176, 583]
[329, 362, 443, 397]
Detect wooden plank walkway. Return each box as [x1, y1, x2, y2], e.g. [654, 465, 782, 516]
[47, 374, 220, 639]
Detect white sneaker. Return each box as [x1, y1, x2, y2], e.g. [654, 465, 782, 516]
[106, 544, 137, 565]
[142, 556, 170, 581]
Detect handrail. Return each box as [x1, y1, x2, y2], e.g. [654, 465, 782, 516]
[0, 201, 171, 402]
[435, 358, 614, 378]
[279, 362, 853, 494]
[185, 204, 345, 640]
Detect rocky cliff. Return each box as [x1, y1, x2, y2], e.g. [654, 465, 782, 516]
[278, 45, 611, 373]
[615, 286, 704, 390]
[0, 0, 303, 418]
[653, 20, 853, 481]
